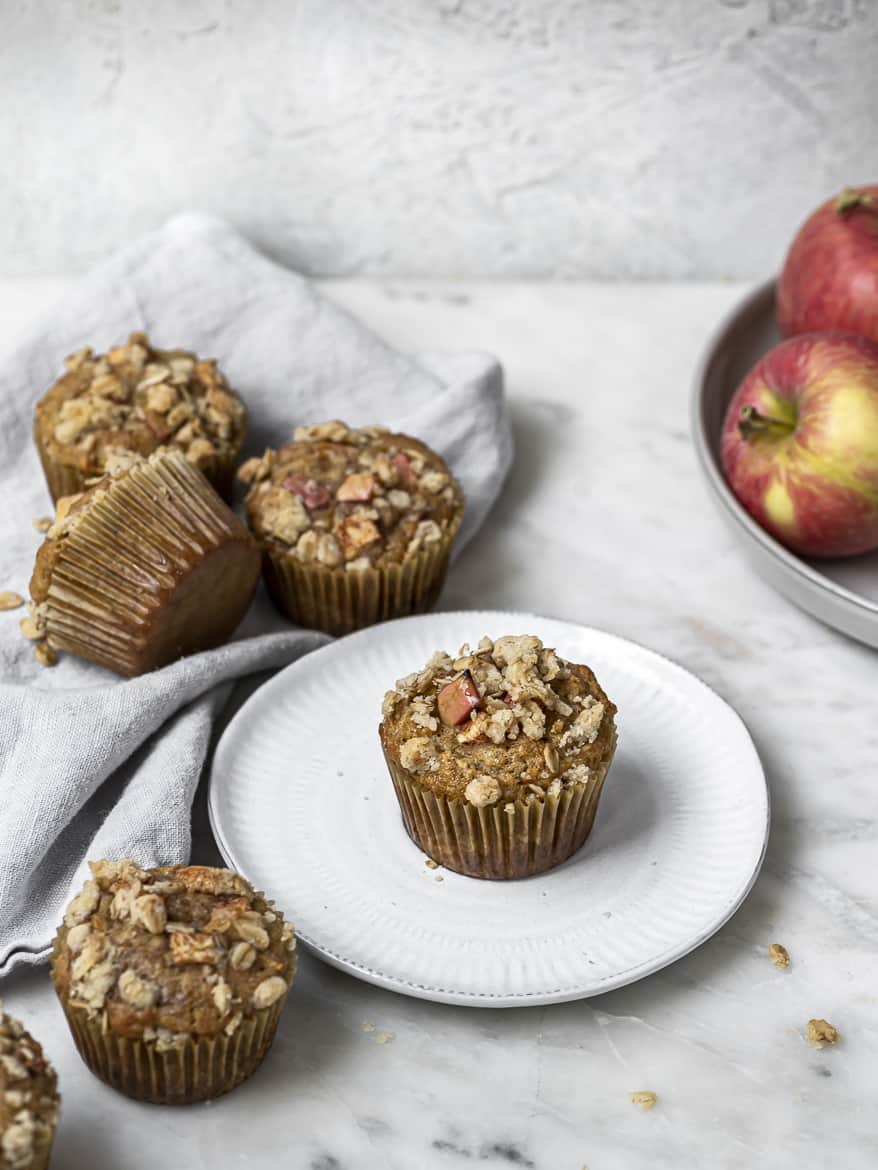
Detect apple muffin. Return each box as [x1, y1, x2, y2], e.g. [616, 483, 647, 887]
[0, 1008, 59, 1170]
[51, 861, 296, 1105]
[28, 449, 260, 676]
[34, 333, 246, 502]
[379, 634, 618, 879]
[238, 420, 464, 635]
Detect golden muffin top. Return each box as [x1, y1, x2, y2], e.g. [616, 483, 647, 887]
[0, 1008, 59, 1170]
[380, 634, 617, 803]
[35, 333, 246, 474]
[53, 862, 295, 1046]
[238, 421, 463, 569]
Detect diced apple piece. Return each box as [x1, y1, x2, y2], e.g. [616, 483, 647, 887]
[393, 452, 417, 487]
[337, 472, 377, 502]
[438, 670, 482, 726]
[337, 514, 382, 558]
[282, 475, 331, 509]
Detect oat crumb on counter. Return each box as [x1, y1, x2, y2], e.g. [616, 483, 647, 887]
[768, 942, 790, 968]
[375, 1031, 395, 1045]
[807, 1019, 839, 1048]
[35, 642, 58, 667]
[33, 517, 53, 532]
[425, 859, 439, 870]
[0, 591, 24, 610]
[630, 1091, 657, 1110]
[362, 1022, 376, 1033]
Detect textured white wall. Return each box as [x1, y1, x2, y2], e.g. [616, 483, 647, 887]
[2, 0, 877, 279]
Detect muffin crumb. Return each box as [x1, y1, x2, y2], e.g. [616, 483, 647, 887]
[0, 591, 24, 611]
[768, 943, 790, 968]
[33, 517, 53, 533]
[35, 642, 58, 667]
[630, 1091, 658, 1110]
[807, 1019, 839, 1048]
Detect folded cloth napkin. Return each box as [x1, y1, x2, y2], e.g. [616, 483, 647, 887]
[0, 213, 512, 975]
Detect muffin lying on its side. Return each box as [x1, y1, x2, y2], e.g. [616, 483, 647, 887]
[27, 450, 260, 676]
[51, 861, 296, 1105]
[0, 1006, 59, 1170]
[380, 634, 618, 879]
[33, 333, 246, 502]
[238, 420, 464, 636]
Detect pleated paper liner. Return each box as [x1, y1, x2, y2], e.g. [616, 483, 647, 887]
[36, 452, 260, 676]
[51, 967, 286, 1105]
[27, 1141, 55, 1170]
[262, 507, 464, 637]
[33, 424, 243, 504]
[380, 729, 618, 880]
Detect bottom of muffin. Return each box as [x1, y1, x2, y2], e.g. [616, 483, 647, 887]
[54, 979, 285, 1106]
[381, 729, 617, 880]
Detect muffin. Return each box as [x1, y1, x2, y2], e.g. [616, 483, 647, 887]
[0, 1006, 59, 1170]
[238, 420, 464, 636]
[379, 634, 618, 879]
[51, 861, 296, 1105]
[33, 333, 246, 502]
[27, 450, 260, 676]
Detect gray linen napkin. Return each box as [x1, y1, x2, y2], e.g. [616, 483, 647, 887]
[0, 213, 512, 975]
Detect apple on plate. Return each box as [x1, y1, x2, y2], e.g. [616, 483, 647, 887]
[720, 332, 878, 558]
[778, 185, 878, 344]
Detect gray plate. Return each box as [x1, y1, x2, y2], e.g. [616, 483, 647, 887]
[691, 279, 878, 649]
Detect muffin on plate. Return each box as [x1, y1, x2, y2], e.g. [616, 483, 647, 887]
[51, 861, 296, 1105]
[238, 420, 464, 636]
[27, 449, 260, 676]
[0, 1005, 59, 1170]
[34, 333, 246, 502]
[379, 634, 618, 879]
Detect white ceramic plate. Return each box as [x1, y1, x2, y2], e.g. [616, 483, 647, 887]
[209, 611, 769, 1007]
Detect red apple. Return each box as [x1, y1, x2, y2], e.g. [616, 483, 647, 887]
[720, 332, 878, 558]
[777, 185, 878, 344]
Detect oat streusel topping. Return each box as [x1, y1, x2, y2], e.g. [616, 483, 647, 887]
[0, 1007, 59, 1170]
[380, 635, 617, 803]
[238, 421, 463, 569]
[35, 333, 246, 477]
[53, 862, 295, 1046]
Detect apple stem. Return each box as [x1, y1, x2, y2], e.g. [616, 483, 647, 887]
[836, 187, 876, 215]
[738, 404, 794, 442]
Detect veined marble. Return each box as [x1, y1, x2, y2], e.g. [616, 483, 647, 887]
[0, 280, 874, 1169]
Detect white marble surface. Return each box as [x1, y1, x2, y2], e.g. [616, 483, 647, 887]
[1, 278, 876, 1168]
[4, 1, 878, 280]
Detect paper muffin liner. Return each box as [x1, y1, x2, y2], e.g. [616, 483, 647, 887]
[262, 507, 463, 637]
[36, 453, 259, 675]
[27, 1141, 55, 1170]
[380, 729, 617, 880]
[50, 963, 286, 1106]
[33, 424, 242, 505]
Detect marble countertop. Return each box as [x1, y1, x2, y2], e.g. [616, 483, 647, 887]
[1, 279, 875, 1170]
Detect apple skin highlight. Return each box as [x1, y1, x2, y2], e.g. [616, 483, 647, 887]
[720, 332, 878, 559]
[778, 185, 878, 345]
